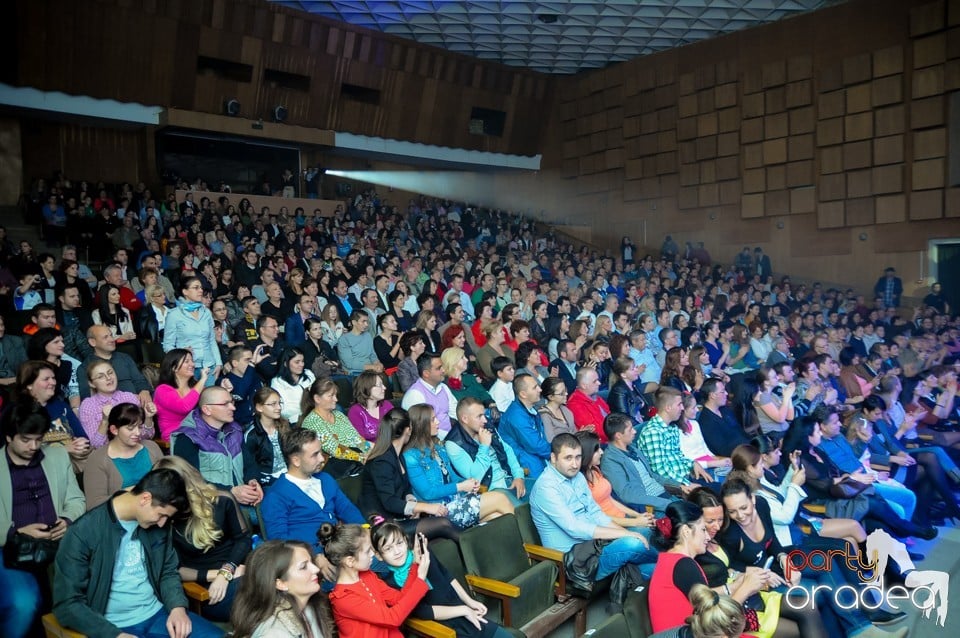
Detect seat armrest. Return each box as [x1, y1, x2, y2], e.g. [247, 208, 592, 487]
[524, 543, 564, 563]
[405, 618, 457, 638]
[466, 574, 520, 599]
[183, 582, 210, 602]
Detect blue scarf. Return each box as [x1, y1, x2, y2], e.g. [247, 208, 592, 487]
[179, 299, 204, 312]
[386, 551, 432, 590]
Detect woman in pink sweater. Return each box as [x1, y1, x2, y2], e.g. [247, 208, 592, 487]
[154, 348, 208, 441]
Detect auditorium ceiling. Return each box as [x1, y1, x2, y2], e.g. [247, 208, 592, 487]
[276, 0, 842, 74]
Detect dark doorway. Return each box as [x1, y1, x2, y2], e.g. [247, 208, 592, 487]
[935, 242, 960, 312]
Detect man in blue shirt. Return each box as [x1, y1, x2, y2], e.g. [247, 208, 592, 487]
[530, 433, 657, 597]
[498, 375, 551, 478]
[812, 406, 935, 540]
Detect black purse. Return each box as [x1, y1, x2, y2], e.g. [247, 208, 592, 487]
[3, 533, 59, 569]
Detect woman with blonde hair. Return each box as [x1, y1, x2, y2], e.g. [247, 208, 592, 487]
[155, 455, 252, 622]
[649, 584, 745, 638]
[475, 320, 514, 379]
[441, 346, 493, 405]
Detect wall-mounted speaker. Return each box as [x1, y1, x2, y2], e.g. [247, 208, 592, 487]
[223, 99, 241, 116]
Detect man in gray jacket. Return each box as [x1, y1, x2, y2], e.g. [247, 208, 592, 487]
[599, 413, 679, 515]
[53, 468, 223, 638]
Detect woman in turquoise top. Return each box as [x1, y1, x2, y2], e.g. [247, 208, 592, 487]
[402, 404, 513, 529]
[162, 276, 222, 385]
[82, 403, 164, 510]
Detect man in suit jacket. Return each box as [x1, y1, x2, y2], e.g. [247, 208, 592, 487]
[328, 277, 360, 324]
[260, 429, 364, 580]
[550, 338, 580, 394]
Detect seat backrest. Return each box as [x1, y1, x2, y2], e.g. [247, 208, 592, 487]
[337, 474, 363, 507]
[624, 584, 655, 638]
[460, 514, 530, 584]
[514, 502, 542, 546]
[430, 538, 468, 591]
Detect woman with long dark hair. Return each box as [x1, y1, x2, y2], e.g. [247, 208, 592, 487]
[270, 348, 315, 424]
[92, 283, 137, 343]
[154, 348, 206, 442]
[403, 404, 514, 528]
[230, 540, 336, 638]
[360, 407, 460, 541]
[244, 387, 291, 488]
[26, 327, 80, 411]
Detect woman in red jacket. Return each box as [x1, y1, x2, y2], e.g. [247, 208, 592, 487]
[323, 523, 430, 638]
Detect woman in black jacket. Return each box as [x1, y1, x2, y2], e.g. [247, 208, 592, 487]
[244, 387, 290, 488]
[608, 356, 649, 423]
[359, 407, 459, 541]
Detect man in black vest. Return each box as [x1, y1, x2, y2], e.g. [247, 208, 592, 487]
[445, 396, 528, 505]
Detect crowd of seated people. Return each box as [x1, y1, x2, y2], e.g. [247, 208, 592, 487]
[1, 172, 958, 638]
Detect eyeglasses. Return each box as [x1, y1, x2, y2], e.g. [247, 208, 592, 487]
[92, 370, 116, 381]
[207, 400, 236, 407]
[261, 401, 284, 408]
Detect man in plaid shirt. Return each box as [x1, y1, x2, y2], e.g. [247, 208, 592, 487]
[637, 387, 712, 485]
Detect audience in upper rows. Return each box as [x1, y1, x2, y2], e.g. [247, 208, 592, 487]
[2, 174, 954, 638]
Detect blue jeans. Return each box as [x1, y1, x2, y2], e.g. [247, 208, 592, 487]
[0, 563, 41, 638]
[121, 608, 223, 638]
[596, 536, 658, 580]
[874, 480, 916, 520]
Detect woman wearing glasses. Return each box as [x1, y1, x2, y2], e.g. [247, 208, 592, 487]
[78, 360, 156, 448]
[538, 377, 577, 442]
[83, 402, 162, 510]
[244, 387, 291, 488]
[163, 276, 222, 386]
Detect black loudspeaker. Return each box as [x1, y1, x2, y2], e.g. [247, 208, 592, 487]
[273, 105, 288, 123]
[223, 98, 241, 116]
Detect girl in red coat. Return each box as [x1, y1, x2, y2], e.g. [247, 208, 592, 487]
[323, 523, 429, 638]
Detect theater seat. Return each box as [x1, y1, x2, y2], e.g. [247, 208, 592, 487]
[459, 514, 586, 637]
[42, 614, 85, 638]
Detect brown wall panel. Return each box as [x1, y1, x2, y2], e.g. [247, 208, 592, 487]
[538, 0, 960, 295]
[15, 0, 550, 156]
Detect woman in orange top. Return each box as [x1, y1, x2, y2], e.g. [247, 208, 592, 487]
[324, 523, 429, 638]
[576, 431, 656, 532]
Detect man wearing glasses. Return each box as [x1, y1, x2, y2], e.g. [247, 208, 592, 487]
[170, 387, 262, 509]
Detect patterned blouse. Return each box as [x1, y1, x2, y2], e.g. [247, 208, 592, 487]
[301, 409, 371, 462]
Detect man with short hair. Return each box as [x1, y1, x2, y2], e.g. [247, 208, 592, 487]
[283, 293, 318, 346]
[447, 397, 528, 504]
[498, 374, 550, 478]
[101, 263, 142, 312]
[447, 273, 475, 321]
[22, 303, 59, 336]
[53, 468, 222, 638]
[530, 433, 657, 609]
[56, 283, 93, 360]
[600, 413, 675, 512]
[218, 345, 263, 429]
[359, 289, 385, 337]
[235, 249, 262, 289]
[328, 278, 359, 322]
[77, 325, 153, 403]
[567, 367, 612, 441]
[488, 356, 516, 412]
[402, 353, 458, 437]
[1, 406, 85, 634]
[638, 387, 712, 486]
[337, 311, 384, 375]
[171, 386, 262, 508]
[252, 315, 284, 381]
[550, 338, 580, 393]
[0, 315, 27, 386]
[260, 428, 364, 579]
[627, 329, 660, 390]
[233, 296, 261, 344]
